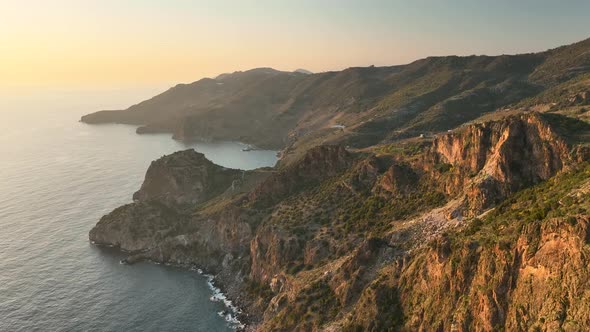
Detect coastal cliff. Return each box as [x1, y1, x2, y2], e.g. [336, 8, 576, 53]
[90, 110, 590, 330]
[131, 149, 242, 207]
[427, 113, 572, 214]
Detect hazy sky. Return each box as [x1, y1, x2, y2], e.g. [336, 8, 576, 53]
[1, 0, 590, 89]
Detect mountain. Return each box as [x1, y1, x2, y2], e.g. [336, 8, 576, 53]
[88, 37, 590, 330]
[81, 38, 590, 159]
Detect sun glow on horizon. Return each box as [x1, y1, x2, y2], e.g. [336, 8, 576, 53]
[1, 0, 589, 90]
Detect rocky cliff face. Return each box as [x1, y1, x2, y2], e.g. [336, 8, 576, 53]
[343, 167, 590, 331]
[89, 149, 244, 252]
[89, 202, 188, 252]
[429, 113, 572, 214]
[89, 145, 356, 321]
[89, 111, 590, 331]
[248, 145, 353, 207]
[132, 149, 241, 207]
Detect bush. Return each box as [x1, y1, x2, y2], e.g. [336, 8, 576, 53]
[434, 162, 453, 173]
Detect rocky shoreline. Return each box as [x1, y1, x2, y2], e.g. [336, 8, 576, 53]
[91, 239, 250, 330]
[89, 112, 590, 331]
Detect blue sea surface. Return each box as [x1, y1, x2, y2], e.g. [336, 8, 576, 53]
[0, 89, 277, 331]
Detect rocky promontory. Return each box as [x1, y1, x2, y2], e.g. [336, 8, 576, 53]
[132, 149, 241, 207]
[89, 111, 590, 330]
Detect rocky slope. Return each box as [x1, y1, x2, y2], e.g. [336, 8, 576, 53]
[86, 37, 590, 331]
[342, 165, 590, 332]
[428, 112, 572, 214]
[90, 108, 590, 330]
[133, 149, 243, 207]
[89, 150, 243, 252]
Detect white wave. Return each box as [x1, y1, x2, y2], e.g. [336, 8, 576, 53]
[203, 274, 245, 330]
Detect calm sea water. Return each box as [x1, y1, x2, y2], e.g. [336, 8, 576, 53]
[0, 89, 277, 331]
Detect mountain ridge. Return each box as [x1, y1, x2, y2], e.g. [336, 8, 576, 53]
[81, 38, 590, 163]
[87, 37, 590, 331]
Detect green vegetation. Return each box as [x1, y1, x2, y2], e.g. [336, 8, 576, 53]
[540, 112, 590, 144]
[245, 280, 274, 303]
[373, 140, 429, 158]
[266, 280, 339, 331]
[340, 189, 446, 235]
[455, 163, 590, 248]
[434, 162, 453, 173]
[343, 282, 405, 332]
[517, 73, 590, 108]
[376, 68, 455, 112]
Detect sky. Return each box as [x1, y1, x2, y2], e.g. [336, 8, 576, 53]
[1, 0, 590, 90]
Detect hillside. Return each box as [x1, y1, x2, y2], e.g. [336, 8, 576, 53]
[87, 37, 590, 331]
[82, 38, 590, 158]
[89, 108, 590, 330]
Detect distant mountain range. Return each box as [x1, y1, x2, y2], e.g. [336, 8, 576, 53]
[82, 37, 590, 164]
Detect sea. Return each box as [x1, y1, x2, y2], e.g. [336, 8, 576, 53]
[0, 88, 278, 331]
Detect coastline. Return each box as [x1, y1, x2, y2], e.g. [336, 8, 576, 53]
[90, 242, 250, 331]
[200, 269, 247, 331]
[84, 135, 280, 331]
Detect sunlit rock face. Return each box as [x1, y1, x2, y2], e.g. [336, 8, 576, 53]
[430, 113, 571, 214]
